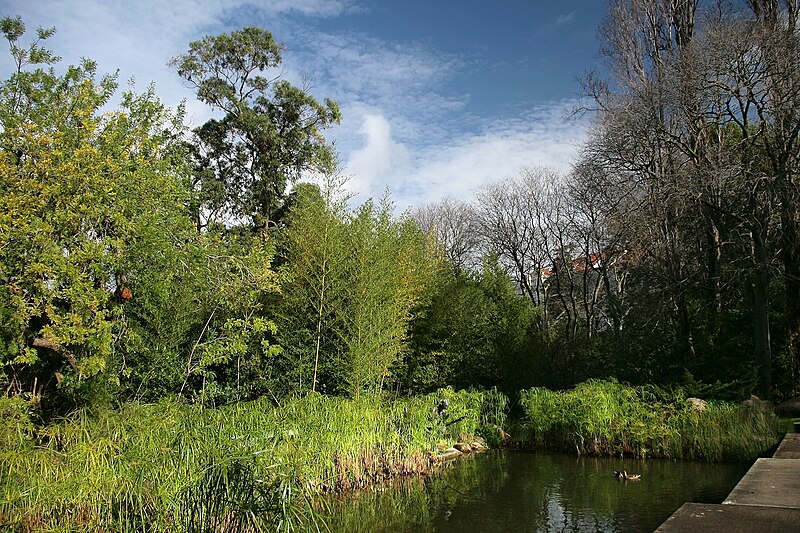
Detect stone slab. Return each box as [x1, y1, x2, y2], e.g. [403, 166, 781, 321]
[656, 503, 800, 532]
[723, 458, 800, 509]
[774, 432, 800, 459]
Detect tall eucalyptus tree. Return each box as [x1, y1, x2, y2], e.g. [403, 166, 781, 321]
[171, 27, 341, 231]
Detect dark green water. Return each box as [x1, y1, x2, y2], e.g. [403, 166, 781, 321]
[323, 450, 750, 532]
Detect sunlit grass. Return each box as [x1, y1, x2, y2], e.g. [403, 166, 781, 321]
[519, 380, 781, 461]
[0, 388, 506, 531]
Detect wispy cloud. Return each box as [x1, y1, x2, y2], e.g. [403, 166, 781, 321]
[347, 99, 589, 210]
[250, 0, 359, 18]
[290, 30, 590, 207]
[0, 0, 588, 212]
[291, 29, 468, 146]
[556, 11, 576, 25]
[0, 0, 353, 118]
[533, 10, 579, 40]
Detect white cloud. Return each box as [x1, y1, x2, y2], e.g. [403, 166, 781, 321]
[292, 29, 467, 147]
[535, 10, 578, 39]
[344, 112, 410, 197]
[1, 1, 220, 122]
[248, 0, 358, 18]
[335, 99, 588, 211]
[381, 99, 589, 211]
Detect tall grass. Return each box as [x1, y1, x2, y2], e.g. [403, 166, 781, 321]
[0, 388, 506, 531]
[519, 380, 780, 461]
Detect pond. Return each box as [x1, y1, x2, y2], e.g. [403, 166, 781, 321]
[323, 450, 750, 532]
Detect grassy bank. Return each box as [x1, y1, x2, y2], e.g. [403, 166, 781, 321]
[519, 380, 781, 461]
[0, 388, 506, 532]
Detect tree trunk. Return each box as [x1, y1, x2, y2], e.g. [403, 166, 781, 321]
[752, 227, 772, 397]
[780, 199, 800, 395]
[32, 336, 77, 369]
[705, 217, 723, 320]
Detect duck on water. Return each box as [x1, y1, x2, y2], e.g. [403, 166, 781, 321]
[613, 470, 641, 481]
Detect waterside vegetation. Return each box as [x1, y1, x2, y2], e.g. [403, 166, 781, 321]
[520, 380, 781, 462]
[0, 389, 506, 531]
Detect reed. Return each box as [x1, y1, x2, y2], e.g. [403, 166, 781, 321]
[0, 388, 506, 531]
[519, 380, 780, 461]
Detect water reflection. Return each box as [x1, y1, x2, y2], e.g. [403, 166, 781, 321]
[324, 450, 750, 532]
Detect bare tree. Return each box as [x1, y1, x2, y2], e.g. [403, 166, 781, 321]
[568, 161, 632, 336]
[412, 198, 481, 273]
[744, 0, 800, 395]
[585, 0, 702, 364]
[474, 166, 629, 344]
[582, 0, 800, 395]
[475, 167, 558, 310]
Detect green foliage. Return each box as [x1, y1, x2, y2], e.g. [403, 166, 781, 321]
[0, 399, 309, 531]
[179, 235, 283, 405]
[402, 254, 540, 395]
[519, 380, 781, 461]
[0, 395, 34, 450]
[275, 179, 349, 396]
[181, 457, 310, 533]
[171, 26, 341, 230]
[0, 19, 292, 410]
[342, 198, 434, 397]
[277, 186, 437, 397]
[131, 233, 282, 406]
[400, 268, 491, 392]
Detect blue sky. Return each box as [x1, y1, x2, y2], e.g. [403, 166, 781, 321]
[0, 0, 607, 209]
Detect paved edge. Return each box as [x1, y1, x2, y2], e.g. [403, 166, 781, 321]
[656, 432, 800, 532]
[655, 502, 800, 532]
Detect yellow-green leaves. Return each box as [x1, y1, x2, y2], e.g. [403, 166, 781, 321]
[0, 20, 193, 404]
[279, 185, 436, 397]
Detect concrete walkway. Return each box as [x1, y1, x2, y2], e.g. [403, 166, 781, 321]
[773, 432, 800, 459]
[656, 432, 800, 532]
